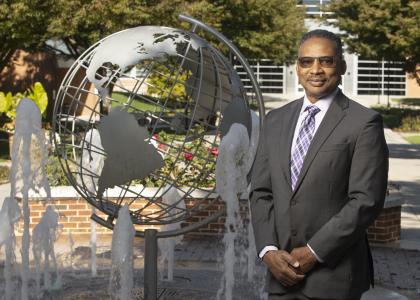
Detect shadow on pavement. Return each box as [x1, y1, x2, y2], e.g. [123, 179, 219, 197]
[388, 143, 420, 159]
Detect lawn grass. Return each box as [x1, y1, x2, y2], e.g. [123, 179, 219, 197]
[111, 92, 161, 112]
[404, 135, 420, 144]
[111, 92, 187, 116]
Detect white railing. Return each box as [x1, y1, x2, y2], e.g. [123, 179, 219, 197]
[234, 59, 285, 94]
[357, 59, 406, 96]
[297, 0, 333, 18]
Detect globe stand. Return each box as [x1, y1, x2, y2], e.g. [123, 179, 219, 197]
[91, 208, 227, 299]
[144, 229, 158, 300]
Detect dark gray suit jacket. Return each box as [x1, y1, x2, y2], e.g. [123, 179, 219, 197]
[250, 91, 389, 299]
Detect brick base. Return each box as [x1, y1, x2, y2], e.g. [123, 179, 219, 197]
[14, 197, 248, 237]
[15, 197, 400, 244]
[367, 206, 401, 243]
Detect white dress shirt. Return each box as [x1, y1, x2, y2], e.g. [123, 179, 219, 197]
[258, 88, 339, 262]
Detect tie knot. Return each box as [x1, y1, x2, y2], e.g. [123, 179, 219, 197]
[305, 105, 321, 117]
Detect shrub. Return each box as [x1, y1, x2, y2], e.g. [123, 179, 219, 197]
[401, 115, 420, 131]
[372, 106, 420, 131]
[46, 155, 70, 186]
[0, 82, 48, 133]
[0, 166, 9, 183]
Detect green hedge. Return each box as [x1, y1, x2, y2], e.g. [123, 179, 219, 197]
[0, 166, 9, 183]
[372, 106, 420, 131]
[46, 155, 70, 186]
[0, 156, 71, 186]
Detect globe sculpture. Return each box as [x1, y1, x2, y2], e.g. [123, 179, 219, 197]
[52, 15, 264, 299]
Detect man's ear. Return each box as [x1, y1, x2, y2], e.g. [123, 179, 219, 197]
[340, 60, 347, 75]
[296, 63, 301, 84]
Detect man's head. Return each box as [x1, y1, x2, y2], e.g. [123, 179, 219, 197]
[296, 29, 346, 103]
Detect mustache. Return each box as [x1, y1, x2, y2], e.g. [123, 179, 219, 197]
[307, 77, 326, 81]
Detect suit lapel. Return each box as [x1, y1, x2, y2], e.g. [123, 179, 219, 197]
[279, 98, 303, 188]
[290, 91, 349, 197]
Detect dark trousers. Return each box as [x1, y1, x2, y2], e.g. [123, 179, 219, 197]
[268, 291, 361, 300]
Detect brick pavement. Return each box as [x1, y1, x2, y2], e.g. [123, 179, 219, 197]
[371, 246, 420, 299]
[174, 236, 420, 299]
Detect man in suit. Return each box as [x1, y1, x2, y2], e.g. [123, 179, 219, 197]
[250, 29, 389, 300]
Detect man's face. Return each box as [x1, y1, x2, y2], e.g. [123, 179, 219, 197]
[296, 37, 346, 102]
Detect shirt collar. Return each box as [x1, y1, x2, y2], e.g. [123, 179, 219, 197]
[300, 88, 339, 115]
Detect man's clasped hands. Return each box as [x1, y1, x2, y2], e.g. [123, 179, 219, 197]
[263, 246, 318, 287]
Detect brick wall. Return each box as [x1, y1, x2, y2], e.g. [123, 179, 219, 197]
[181, 199, 250, 235]
[367, 206, 401, 243]
[16, 197, 400, 244]
[15, 197, 162, 237]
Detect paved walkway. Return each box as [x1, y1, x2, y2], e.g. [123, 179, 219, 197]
[384, 129, 420, 244]
[169, 236, 420, 299]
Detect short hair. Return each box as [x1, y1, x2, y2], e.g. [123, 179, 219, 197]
[299, 29, 344, 58]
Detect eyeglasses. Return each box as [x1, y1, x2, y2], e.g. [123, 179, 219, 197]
[297, 56, 337, 68]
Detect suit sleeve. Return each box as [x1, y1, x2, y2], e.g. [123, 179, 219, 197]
[308, 113, 389, 268]
[249, 118, 278, 253]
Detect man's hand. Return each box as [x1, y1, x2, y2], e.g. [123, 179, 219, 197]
[262, 250, 305, 286]
[290, 246, 317, 274]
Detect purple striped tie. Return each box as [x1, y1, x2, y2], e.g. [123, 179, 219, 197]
[290, 105, 321, 190]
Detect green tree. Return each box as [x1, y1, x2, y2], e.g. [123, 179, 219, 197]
[147, 64, 192, 106]
[0, 0, 305, 73]
[0, 0, 54, 72]
[217, 0, 306, 64]
[326, 0, 420, 79]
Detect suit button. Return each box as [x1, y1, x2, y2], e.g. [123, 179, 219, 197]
[291, 230, 297, 236]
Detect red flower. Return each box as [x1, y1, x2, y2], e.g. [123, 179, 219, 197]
[158, 143, 166, 150]
[152, 134, 158, 140]
[184, 152, 193, 160]
[209, 146, 218, 156]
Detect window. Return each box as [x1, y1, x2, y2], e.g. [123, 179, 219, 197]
[234, 59, 284, 94]
[357, 59, 406, 96]
[297, 0, 332, 18]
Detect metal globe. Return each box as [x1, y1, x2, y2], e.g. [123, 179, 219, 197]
[52, 23, 261, 236]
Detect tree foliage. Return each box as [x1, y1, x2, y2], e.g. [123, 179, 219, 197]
[0, 0, 54, 72]
[326, 0, 420, 75]
[0, 0, 305, 73]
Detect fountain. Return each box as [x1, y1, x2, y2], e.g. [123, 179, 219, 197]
[158, 185, 186, 281]
[109, 204, 135, 299]
[78, 128, 104, 277]
[9, 98, 51, 299]
[0, 196, 21, 300]
[214, 110, 269, 300]
[32, 205, 61, 297]
[216, 123, 249, 300]
[67, 231, 75, 272]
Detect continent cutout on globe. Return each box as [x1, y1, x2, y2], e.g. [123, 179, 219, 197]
[96, 107, 164, 197]
[86, 26, 205, 99]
